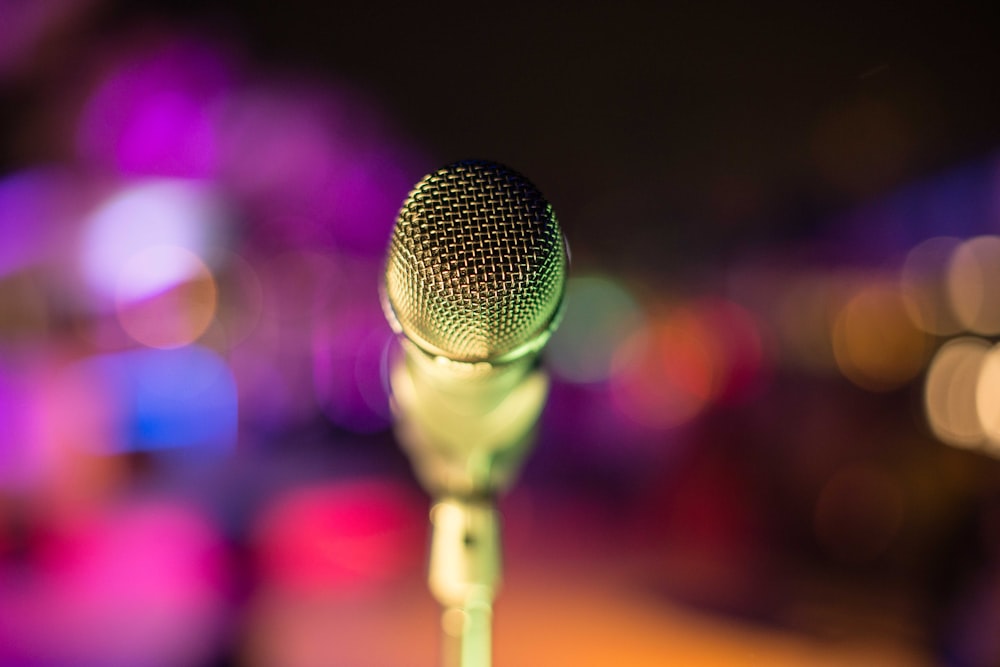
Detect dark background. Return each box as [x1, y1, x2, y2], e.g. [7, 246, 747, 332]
[5, 1, 1000, 269]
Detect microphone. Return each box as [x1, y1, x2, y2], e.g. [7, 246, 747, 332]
[381, 160, 567, 667]
[382, 159, 567, 498]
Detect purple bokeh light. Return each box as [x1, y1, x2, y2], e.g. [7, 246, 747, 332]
[215, 82, 421, 256]
[0, 169, 71, 279]
[312, 304, 394, 434]
[76, 36, 238, 179]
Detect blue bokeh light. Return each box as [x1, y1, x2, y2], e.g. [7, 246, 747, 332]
[74, 345, 237, 456]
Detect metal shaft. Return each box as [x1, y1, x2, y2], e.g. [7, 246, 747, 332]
[429, 498, 500, 667]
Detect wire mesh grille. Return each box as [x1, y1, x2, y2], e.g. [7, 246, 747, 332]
[384, 160, 566, 362]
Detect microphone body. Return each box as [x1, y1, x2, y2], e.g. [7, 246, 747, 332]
[382, 160, 566, 667]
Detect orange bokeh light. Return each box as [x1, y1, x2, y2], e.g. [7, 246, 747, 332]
[115, 246, 218, 349]
[611, 307, 716, 431]
[832, 282, 931, 392]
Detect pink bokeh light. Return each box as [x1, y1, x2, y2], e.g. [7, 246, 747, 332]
[0, 500, 230, 667]
[253, 480, 424, 594]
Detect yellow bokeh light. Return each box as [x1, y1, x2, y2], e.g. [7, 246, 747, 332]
[976, 342, 1000, 456]
[948, 235, 1000, 335]
[924, 336, 989, 450]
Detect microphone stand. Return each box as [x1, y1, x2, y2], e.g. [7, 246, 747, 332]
[430, 496, 499, 667]
[389, 340, 549, 667]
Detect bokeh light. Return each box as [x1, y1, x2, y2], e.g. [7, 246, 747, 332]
[64, 345, 237, 457]
[76, 36, 236, 179]
[900, 236, 964, 336]
[211, 249, 265, 346]
[253, 479, 423, 593]
[0, 169, 61, 279]
[25, 356, 128, 507]
[693, 298, 768, 404]
[80, 179, 229, 304]
[948, 235, 1000, 335]
[832, 281, 932, 391]
[975, 342, 1000, 456]
[227, 249, 348, 432]
[547, 274, 644, 384]
[608, 297, 768, 431]
[924, 336, 990, 450]
[0, 365, 40, 491]
[261, 249, 343, 327]
[611, 307, 716, 431]
[2, 500, 231, 667]
[115, 245, 218, 349]
[312, 306, 394, 434]
[215, 82, 418, 256]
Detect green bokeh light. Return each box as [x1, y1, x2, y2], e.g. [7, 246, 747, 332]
[547, 274, 644, 384]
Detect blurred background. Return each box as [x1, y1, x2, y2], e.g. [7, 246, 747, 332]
[2, 1, 1000, 665]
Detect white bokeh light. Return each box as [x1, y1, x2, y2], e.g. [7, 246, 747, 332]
[81, 179, 227, 304]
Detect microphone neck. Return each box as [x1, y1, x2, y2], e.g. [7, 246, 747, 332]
[389, 338, 550, 499]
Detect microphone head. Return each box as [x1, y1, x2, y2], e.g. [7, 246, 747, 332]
[383, 160, 567, 364]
